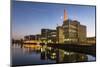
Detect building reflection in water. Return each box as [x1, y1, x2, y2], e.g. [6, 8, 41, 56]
[21, 44, 88, 63]
[40, 45, 88, 63]
[12, 44, 95, 66]
[22, 44, 41, 54]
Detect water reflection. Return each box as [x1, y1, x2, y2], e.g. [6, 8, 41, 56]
[40, 46, 88, 63]
[22, 45, 41, 54]
[12, 44, 95, 66]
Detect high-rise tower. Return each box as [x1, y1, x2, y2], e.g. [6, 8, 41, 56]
[64, 9, 68, 21]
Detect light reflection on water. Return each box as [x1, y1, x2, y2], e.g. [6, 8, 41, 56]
[11, 44, 96, 66]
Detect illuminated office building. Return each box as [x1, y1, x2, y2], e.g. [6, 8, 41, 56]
[56, 26, 64, 43]
[57, 9, 86, 44]
[41, 29, 57, 43]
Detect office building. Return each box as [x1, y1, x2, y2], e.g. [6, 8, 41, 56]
[57, 9, 86, 44]
[41, 29, 56, 43]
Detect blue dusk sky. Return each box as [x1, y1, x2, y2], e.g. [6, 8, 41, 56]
[12, 1, 96, 39]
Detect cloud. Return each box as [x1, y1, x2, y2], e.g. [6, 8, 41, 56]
[60, 16, 63, 20]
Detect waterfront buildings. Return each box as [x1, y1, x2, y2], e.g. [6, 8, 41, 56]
[23, 9, 96, 45]
[56, 9, 86, 44]
[40, 9, 87, 44]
